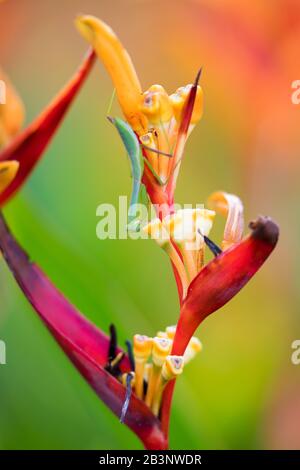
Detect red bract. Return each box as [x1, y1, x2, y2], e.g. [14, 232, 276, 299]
[0, 48, 95, 206]
[0, 213, 167, 450]
[160, 216, 279, 436]
[166, 69, 202, 205]
[173, 216, 279, 355]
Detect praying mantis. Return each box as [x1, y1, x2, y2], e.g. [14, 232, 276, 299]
[108, 116, 180, 230]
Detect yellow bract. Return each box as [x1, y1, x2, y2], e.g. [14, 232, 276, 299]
[0, 161, 19, 194]
[76, 15, 147, 134]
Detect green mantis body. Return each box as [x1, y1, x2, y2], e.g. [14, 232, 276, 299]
[109, 117, 179, 229]
[109, 117, 146, 229]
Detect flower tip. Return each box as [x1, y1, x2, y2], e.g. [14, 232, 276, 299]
[75, 15, 113, 44]
[76, 14, 145, 133]
[75, 15, 93, 42]
[194, 67, 203, 87]
[249, 216, 279, 246]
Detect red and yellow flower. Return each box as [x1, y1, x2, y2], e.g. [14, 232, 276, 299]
[0, 15, 279, 451]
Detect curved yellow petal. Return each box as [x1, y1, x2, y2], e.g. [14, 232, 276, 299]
[0, 160, 19, 194]
[208, 191, 244, 250]
[76, 15, 147, 134]
[0, 69, 25, 147]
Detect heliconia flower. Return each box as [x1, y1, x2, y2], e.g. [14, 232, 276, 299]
[0, 15, 280, 451]
[159, 214, 279, 437]
[76, 15, 203, 205]
[0, 48, 96, 206]
[72, 16, 279, 447]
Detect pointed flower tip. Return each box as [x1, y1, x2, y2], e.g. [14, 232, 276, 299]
[176, 71, 203, 138]
[195, 67, 203, 87]
[249, 216, 279, 246]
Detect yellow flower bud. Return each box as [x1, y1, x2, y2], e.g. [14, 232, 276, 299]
[162, 355, 184, 381]
[170, 84, 203, 125]
[152, 337, 172, 367]
[133, 334, 153, 361]
[140, 85, 173, 124]
[165, 325, 176, 339]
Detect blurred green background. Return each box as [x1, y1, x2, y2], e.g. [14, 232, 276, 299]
[0, 0, 300, 450]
